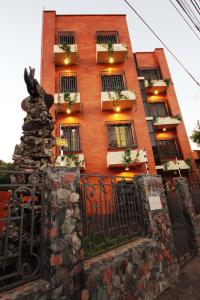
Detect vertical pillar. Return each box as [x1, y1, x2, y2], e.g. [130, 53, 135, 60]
[174, 177, 200, 254]
[135, 175, 180, 288]
[43, 167, 83, 300]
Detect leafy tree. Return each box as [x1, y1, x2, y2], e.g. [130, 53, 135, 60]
[0, 160, 14, 185]
[190, 122, 200, 147]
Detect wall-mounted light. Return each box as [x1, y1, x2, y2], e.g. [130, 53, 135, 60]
[163, 127, 167, 132]
[115, 106, 121, 112]
[109, 57, 114, 64]
[154, 90, 159, 95]
[66, 108, 72, 114]
[64, 58, 70, 64]
[125, 166, 130, 171]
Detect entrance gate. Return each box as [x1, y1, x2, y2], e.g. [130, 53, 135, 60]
[164, 181, 196, 265]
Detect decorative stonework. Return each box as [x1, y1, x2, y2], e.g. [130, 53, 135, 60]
[174, 177, 200, 254]
[12, 68, 54, 172]
[43, 167, 83, 299]
[83, 175, 180, 300]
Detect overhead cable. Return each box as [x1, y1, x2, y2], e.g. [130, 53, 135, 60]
[123, 0, 200, 86]
[169, 0, 200, 40]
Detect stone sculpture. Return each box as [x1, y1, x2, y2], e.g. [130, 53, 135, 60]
[12, 67, 55, 171]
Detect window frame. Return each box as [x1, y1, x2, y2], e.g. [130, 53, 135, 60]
[57, 31, 75, 44]
[60, 123, 81, 153]
[106, 121, 137, 149]
[100, 71, 127, 92]
[96, 31, 119, 44]
[148, 101, 169, 117]
[59, 72, 78, 93]
[138, 67, 163, 80]
[156, 138, 182, 159]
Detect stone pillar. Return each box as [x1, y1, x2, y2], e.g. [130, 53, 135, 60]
[174, 177, 200, 254]
[135, 175, 180, 289]
[43, 167, 83, 300]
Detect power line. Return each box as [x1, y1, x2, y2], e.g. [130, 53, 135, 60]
[123, 0, 200, 86]
[190, 0, 200, 15]
[175, 0, 200, 31]
[169, 0, 200, 40]
[181, 0, 200, 26]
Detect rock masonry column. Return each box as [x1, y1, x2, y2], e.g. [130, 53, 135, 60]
[174, 177, 200, 254]
[135, 175, 180, 293]
[43, 167, 83, 300]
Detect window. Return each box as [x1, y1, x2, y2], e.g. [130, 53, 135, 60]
[107, 123, 135, 148]
[139, 68, 162, 80]
[101, 74, 126, 92]
[148, 102, 169, 117]
[96, 31, 118, 44]
[61, 125, 81, 152]
[157, 139, 181, 159]
[60, 75, 77, 93]
[58, 31, 75, 44]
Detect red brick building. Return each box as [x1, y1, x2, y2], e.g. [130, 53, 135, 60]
[41, 11, 194, 178]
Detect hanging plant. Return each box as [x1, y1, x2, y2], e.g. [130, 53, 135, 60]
[164, 78, 171, 86]
[63, 92, 77, 106]
[59, 43, 71, 57]
[148, 79, 153, 87]
[122, 148, 132, 169]
[171, 114, 182, 121]
[65, 154, 84, 168]
[107, 39, 114, 57]
[185, 157, 192, 168]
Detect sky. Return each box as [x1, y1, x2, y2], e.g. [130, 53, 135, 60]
[0, 0, 199, 162]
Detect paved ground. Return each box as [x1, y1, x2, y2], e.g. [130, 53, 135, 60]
[158, 256, 200, 300]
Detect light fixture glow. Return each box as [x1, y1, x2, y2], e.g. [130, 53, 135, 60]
[66, 108, 72, 114]
[125, 166, 130, 171]
[64, 58, 70, 64]
[154, 90, 159, 95]
[109, 57, 114, 64]
[163, 127, 167, 132]
[115, 106, 121, 112]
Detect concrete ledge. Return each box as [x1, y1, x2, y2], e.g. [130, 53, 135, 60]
[0, 279, 49, 300]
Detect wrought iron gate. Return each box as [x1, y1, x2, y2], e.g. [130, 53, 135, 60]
[165, 181, 195, 265]
[0, 170, 44, 292]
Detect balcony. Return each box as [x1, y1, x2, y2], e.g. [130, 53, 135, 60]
[54, 44, 78, 66]
[154, 116, 182, 129]
[144, 79, 169, 95]
[156, 160, 190, 171]
[101, 90, 136, 111]
[55, 154, 85, 170]
[96, 43, 128, 64]
[107, 149, 147, 168]
[54, 93, 81, 113]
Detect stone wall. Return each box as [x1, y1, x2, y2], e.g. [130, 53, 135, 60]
[174, 177, 200, 254]
[82, 175, 180, 300]
[42, 167, 83, 300]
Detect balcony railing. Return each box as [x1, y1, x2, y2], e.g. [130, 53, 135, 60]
[154, 116, 182, 128]
[96, 43, 128, 64]
[145, 79, 169, 95]
[107, 149, 147, 168]
[54, 44, 78, 66]
[54, 92, 81, 113]
[55, 154, 85, 170]
[101, 90, 136, 111]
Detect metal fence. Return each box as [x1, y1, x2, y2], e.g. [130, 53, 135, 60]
[189, 181, 200, 214]
[80, 174, 144, 258]
[0, 170, 44, 292]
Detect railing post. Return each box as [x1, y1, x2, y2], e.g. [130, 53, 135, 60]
[135, 175, 180, 284]
[43, 167, 83, 299]
[174, 177, 200, 255]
